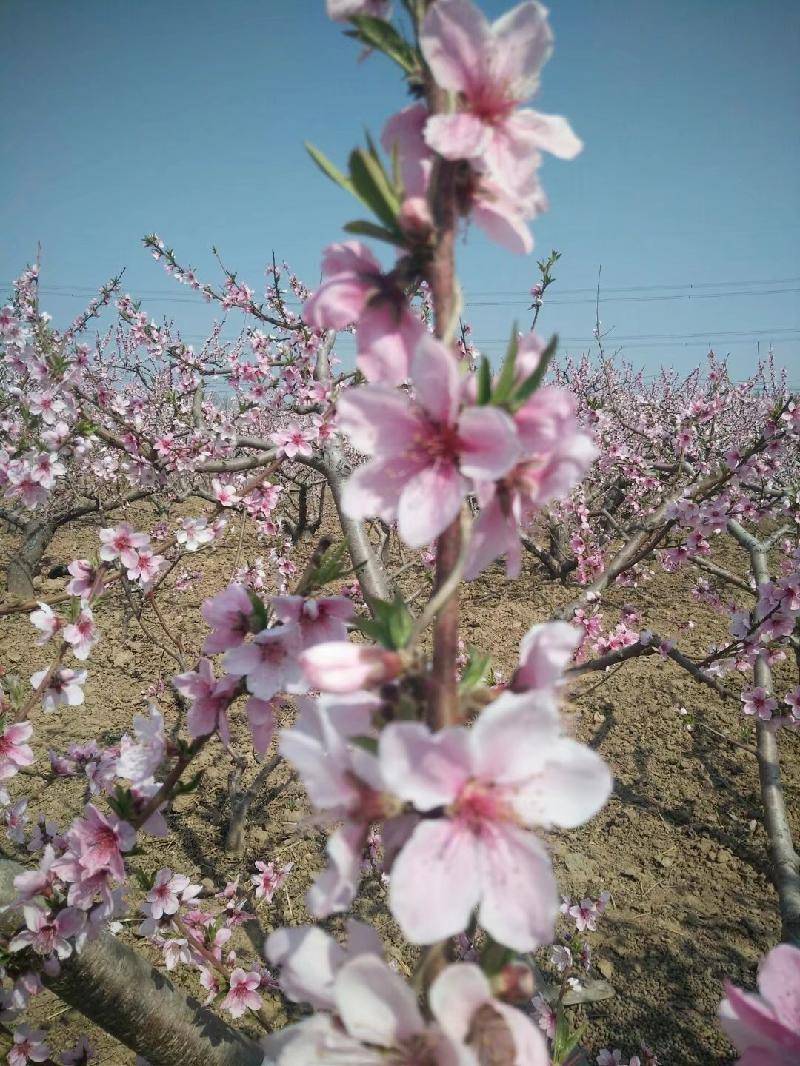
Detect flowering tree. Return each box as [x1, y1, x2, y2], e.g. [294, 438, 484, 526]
[0, 2, 798, 1065]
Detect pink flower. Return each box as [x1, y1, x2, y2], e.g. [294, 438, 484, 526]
[511, 621, 581, 691]
[379, 690, 611, 949]
[303, 242, 424, 386]
[466, 361, 597, 578]
[143, 868, 201, 920]
[569, 897, 600, 932]
[59, 1036, 96, 1065]
[420, 0, 581, 197]
[272, 595, 354, 649]
[201, 583, 254, 654]
[300, 641, 403, 693]
[116, 705, 166, 785]
[741, 686, 778, 721]
[339, 334, 520, 547]
[265, 919, 383, 1010]
[0, 721, 35, 780]
[223, 627, 305, 702]
[279, 693, 390, 917]
[173, 659, 240, 742]
[30, 667, 87, 712]
[270, 422, 317, 459]
[784, 687, 800, 721]
[267, 954, 464, 1064]
[429, 962, 549, 1064]
[211, 478, 241, 507]
[126, 548, 164, 584]
[30, 602, 63, 645]
[533, 992, 557, 1038]
[66, 803, 136, 881]
[175, 516, 216, 552]
[67, 559, 102, 602]
[98, 523, 149, 569]
[63, 608, 99, 661]
[251, 860, 292, 902]
[719, 943, 800, 1064]
[327, 0, 391, 21]
[8, 903, 84, 960]
[220, 968, 262, 1019]
[7, 1026, 50, 1066]
[381, 100, 543, 254]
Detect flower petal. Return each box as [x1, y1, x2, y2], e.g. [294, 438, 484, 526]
[758, 943, 800, 1033]
[510, 108, 583, 160]
[458, 405, 520, 480]
[379, 721, 471, 808]
[411, 333, 460, 425]
[470, 689, 559, 782]
[510, 736, 612, 829]
[337, 385, 421, 456]
[306, 822, 366, 918]
[424, 113, 490, 161]
[335, 954, 424, 1047]
[389, 818, 480, 944]
[265, 925, 344, 1010]
[420, 0, 492, 95]
[429, 962, 492, 1041]
[490, 1, 553, 98]
[477, 823, 557, 951]
[397, 461, 464, 548]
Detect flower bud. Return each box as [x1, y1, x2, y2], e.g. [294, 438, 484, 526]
[490, 961, 536, 1003]
[300, 642, 404, 693]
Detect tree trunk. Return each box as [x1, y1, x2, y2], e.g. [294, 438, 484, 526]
[6, 518, 56, 598]
[0, 856, 266, 1065]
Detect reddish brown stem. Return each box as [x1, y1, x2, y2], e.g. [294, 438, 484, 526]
[422, 71, 462, 730]
[429, 520, 462, 728]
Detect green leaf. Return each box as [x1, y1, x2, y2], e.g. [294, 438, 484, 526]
[357, 594, 413, 649]
[346, 15, 419, 74]
[476, 354, 492, 405]
[459, 646, 491, 693]
[508, 333, 558, 410]
[481, 936, 515, 976]
[246, 589, 269, 631]
[349, 148, 401, 231]
[305, 142, 358, 199]
[387, 601, 413, 650]
[344, 219, 406, 248]
[353, 617, 388, 644]
[174, 770, 204, 796]
[490, 323, 520, 406]
[350, 735, 379, 755]
[308, 540, 350, 591]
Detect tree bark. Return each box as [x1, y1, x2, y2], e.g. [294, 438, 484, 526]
[0, 857, 265, 1065]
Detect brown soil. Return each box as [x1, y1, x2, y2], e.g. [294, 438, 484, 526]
[1, 504, 797, 1064]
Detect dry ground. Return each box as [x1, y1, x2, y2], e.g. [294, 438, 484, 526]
[1, 503, 797, 1064]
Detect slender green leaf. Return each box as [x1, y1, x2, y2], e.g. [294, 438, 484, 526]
[459, 646, 491, 693]
[308, 540, 350, 591]
[344, 219, 406, 248]
[246, 589, 270, 631]
[508, 333, 558, 410]
[490, 322, 520, 406]
[347, 15, 419, 74]
[349, 147, 401, 230]
[387, 602, 413, 650]
[305, 142, 360, 200]
[353, 617, 389, 645]
[476, 354, 492, 405]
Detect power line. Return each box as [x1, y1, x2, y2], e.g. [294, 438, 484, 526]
[16, 273, 800, 298]
[473, 321, 800, 343]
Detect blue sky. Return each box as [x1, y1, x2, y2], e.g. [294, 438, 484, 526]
[2, 0, 798, 380]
